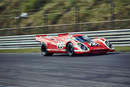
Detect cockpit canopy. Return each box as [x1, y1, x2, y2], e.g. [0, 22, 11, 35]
[74, 35, 91, 42]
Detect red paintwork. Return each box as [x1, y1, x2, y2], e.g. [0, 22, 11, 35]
[35, 33, 114, 55]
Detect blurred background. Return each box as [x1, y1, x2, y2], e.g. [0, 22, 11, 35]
[0, 0, 130, 36]
[0, 0, 130, 52]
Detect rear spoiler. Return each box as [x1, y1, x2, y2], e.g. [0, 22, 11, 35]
[35, 35, 47, 37]
[58, 33, 69, 36]
[36, 33, 69, 37]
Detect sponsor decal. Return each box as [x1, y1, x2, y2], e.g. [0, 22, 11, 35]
[57, 41, 64, 49]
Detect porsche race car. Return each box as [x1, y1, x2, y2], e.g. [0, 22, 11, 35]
[35, 33, 114, 56]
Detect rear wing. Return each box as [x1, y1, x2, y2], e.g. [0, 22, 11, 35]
[58, 33, 69, 36]
[35, 35, 47, 37]
[36, 33, 69, 37]
[35, 33, 70, 41]
[35, 35, 48, 42]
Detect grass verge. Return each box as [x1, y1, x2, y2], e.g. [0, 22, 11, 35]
[114, 46, 130, 52]
[0, 46, 130, 53]
[0, 48, 40, 53]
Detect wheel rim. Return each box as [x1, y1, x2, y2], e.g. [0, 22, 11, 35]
[41, 45, 47, 55]
[67, 44, 74, 55]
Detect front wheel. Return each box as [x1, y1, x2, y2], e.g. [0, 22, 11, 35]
[66, 43, 75, 56]
[41, 43, 53, 56]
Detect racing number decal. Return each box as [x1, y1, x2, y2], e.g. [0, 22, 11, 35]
[57, 42, 63, 49]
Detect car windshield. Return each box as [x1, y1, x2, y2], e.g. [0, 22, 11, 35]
[75, 35, 91, 42]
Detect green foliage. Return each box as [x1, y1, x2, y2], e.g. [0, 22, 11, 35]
[120, 0, 130, 4]
[21, 0, 47, 11]
[0, 0, 130, 31]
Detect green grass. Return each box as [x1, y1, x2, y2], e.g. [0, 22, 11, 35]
[0, 48, 40, 53]
[114, 46, 130, 52]
[0, 46, 130, 53]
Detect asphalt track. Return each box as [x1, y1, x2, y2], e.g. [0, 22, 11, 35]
[0, 53, 130, 87]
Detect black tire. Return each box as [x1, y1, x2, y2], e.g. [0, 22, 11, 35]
[41, 43, 53, 56]
[66, 43, 75, 56]
[100, 52, 107, 55]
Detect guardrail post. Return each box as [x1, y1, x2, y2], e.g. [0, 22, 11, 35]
[74, 6, 80, 31]
[107, 0, 115, 29]
[15, 16, 21, 35]
[15, 16, 21, 29]
[110, 0, 115, 29]
[43, 11, 48, 33]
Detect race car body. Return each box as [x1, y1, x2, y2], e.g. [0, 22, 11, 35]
[35, 33, 114, 56]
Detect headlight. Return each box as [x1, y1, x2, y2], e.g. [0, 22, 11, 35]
[78, 43, 88, 50]
[105, 40, 113, 48]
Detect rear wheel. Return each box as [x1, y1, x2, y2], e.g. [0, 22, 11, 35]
[41, 43, 53, 56]
[66, 43, 75, 56]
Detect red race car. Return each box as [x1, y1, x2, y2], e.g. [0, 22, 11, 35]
[35, 33, 114, 56]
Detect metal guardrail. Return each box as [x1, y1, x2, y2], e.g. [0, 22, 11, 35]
[0, 29, 130, 49]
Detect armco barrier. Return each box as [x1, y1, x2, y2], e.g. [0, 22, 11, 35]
[0, 29, 130, 49]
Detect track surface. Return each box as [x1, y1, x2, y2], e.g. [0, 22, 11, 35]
[0, 53, 130, 87]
